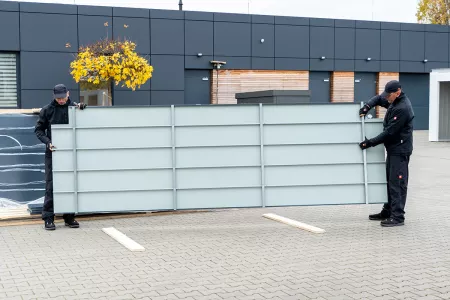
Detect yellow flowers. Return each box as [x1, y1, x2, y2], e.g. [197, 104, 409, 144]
[70, 39, 153, 91]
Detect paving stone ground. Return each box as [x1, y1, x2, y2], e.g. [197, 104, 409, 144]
[1, 131, 450, 300]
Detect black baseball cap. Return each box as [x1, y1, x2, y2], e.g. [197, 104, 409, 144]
[53, 84, 68, 99]
[380, 80, 401, 98]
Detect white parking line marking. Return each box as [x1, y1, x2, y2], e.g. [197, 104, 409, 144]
[102, 227, 145, 252]
[263, 213, 326, 234]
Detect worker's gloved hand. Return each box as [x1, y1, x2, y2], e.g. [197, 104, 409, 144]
[359, 137, 373, 150]
[78, 103, 87, 110]
[359, 104, 371, 117]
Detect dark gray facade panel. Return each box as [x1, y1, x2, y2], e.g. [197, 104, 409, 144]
[425, 32, 449, 62]
[0, 1, 18, 11]
[20, 12, 78, 52]
[335, 28, 355, 59]
[78, 15, 112, 48]
[214, 12, 250, 23]
[214, 22, 251, 57]
[275, 25, 309, 58]
[411, 106, 429, 130]
[151, 19, 184, 55]
[380, 61, 400, 72]
[334, 19, 355, 28]
[356, 20, 380, 29]
[334, 60, 354, 71]
[185, 70, 211, 105]
[274, 16, 309, 26]
[185, 20, 213, 56]
[354, 72, 377, 103]
[151, 55, 184, 91]
[401, 23, 425, 32]
[151, 91, 185, 105]
[309, 18, 334, 27]
[113, 91, 151, 106]
[425, 24, 448, 33]
[20, 2, 76, 14]
[399, 73, 430, 107]
[381, 30, 400, 60]
[252, 24, 275, 57]
[252, 14, 275, 24]
[252, 57, 275, 70]
[78, 5, 112, 16]
[355, 60, 380, 72]
[113, 17, 150, 54]
[114, 57, 151, 91]
[309, 58, 334, 71]
[0, 12, 19, 51]
[150, 9, 184, 20]
[309, 71, 331, 103]
[400, 61, 425, 73]
[274, 58, 309, 70]
[184, 11, 213, 21]
[21, 52, 78, 90]
[381, 22, 401, 30]
[425, 62, 449, 73]
[213, 56, 251, 69]
[400, 31, 425, 61]
[355, 29, 380, 60]
[185, 55, 213, 69]
[310, 26, 334, 59]
[21, 90, 79, 109]
[112, 7, 149, 18]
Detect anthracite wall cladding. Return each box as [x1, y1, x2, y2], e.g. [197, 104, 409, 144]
[0, 0, 448, 108]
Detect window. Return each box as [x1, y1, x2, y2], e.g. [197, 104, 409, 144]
[0, 53, 18, 107]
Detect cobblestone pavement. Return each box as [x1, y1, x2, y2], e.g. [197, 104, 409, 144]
[1, 131, 450, 300]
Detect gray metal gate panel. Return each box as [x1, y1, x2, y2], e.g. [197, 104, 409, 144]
[51, 103, 386, 214]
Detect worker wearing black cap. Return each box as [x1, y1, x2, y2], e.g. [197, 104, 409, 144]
[359, 80, 415, 227]
[35, 84, 86, 231]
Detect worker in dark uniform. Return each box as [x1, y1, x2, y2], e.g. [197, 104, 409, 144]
[35, 84, 86, 230]
[359, 80, 414, 227]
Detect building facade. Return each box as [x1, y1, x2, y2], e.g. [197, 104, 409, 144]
[0, 0, 444, 129]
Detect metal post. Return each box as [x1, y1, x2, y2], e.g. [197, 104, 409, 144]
[171, 105, 177, 210]
[178, 0, 183, 11]
[71, 107, 79, 213]
[360, 102, 369, 205]
[259, 103, 266, 207]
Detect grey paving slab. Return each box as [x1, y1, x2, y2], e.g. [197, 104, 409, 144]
[0, 131, 450, 300]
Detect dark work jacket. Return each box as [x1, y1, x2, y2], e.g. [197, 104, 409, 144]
[35, 98, 78, 155]
[365, 92, 415, 155]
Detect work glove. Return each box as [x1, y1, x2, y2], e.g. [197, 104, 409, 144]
[359, 104, 371, 117]
[359, 137, 373, 150]
[78, 103, 87, 110]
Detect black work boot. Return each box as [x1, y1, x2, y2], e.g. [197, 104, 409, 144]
[64, 216, 79, 228]
[44, 218, 56, 231]
[381, 218, 404, 227]
[369, 210, 390, 221]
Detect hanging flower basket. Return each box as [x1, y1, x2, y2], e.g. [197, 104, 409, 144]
[70, 38, 153, 91]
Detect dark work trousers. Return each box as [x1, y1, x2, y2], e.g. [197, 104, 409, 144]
[42, 153, 75, 221]
[382, 154, 410, 222]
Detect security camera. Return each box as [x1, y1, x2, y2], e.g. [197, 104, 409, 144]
[210, 61, 226, 65]
[210, 60, 227, 70]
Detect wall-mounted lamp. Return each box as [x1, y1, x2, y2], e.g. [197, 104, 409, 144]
[320, 56, 326, 60]
[197, 53, 203, 57]
[260, 39, 265, 43]
[423, 59, 428, 63]
[366, 57, 372, 61]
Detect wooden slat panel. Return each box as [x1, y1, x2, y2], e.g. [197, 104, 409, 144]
[211, 70, 309, 104]
[331, 72, 354, 103]
[376, 72, 399, 118]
